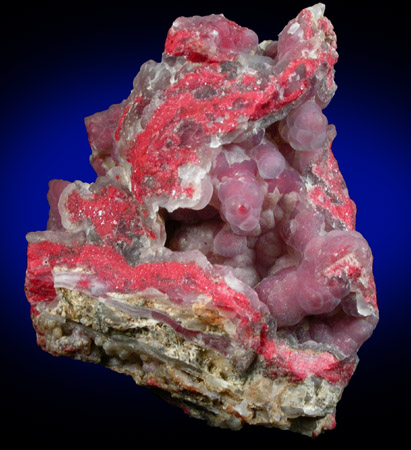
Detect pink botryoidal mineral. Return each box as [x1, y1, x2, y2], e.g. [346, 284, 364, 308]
[25, 3, 378, 436]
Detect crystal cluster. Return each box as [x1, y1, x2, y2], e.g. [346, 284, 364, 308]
[25, 4, 378, 436]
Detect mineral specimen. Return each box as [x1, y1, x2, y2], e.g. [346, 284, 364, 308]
[25, 3, 378, 436]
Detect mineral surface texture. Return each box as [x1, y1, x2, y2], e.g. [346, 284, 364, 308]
[25, 4, 378, 437]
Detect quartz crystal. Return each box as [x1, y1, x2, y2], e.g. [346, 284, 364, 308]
[25, 3, 378, 436]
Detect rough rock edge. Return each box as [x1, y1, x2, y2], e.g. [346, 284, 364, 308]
[33, 286, 343, 437]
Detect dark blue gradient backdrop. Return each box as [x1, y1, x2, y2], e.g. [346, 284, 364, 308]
[2, 1, 409, 446]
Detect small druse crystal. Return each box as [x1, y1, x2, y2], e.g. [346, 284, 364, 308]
[25, 3, 378, 436]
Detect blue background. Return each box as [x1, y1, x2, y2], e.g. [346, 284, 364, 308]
[2, 1, 409, 446]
